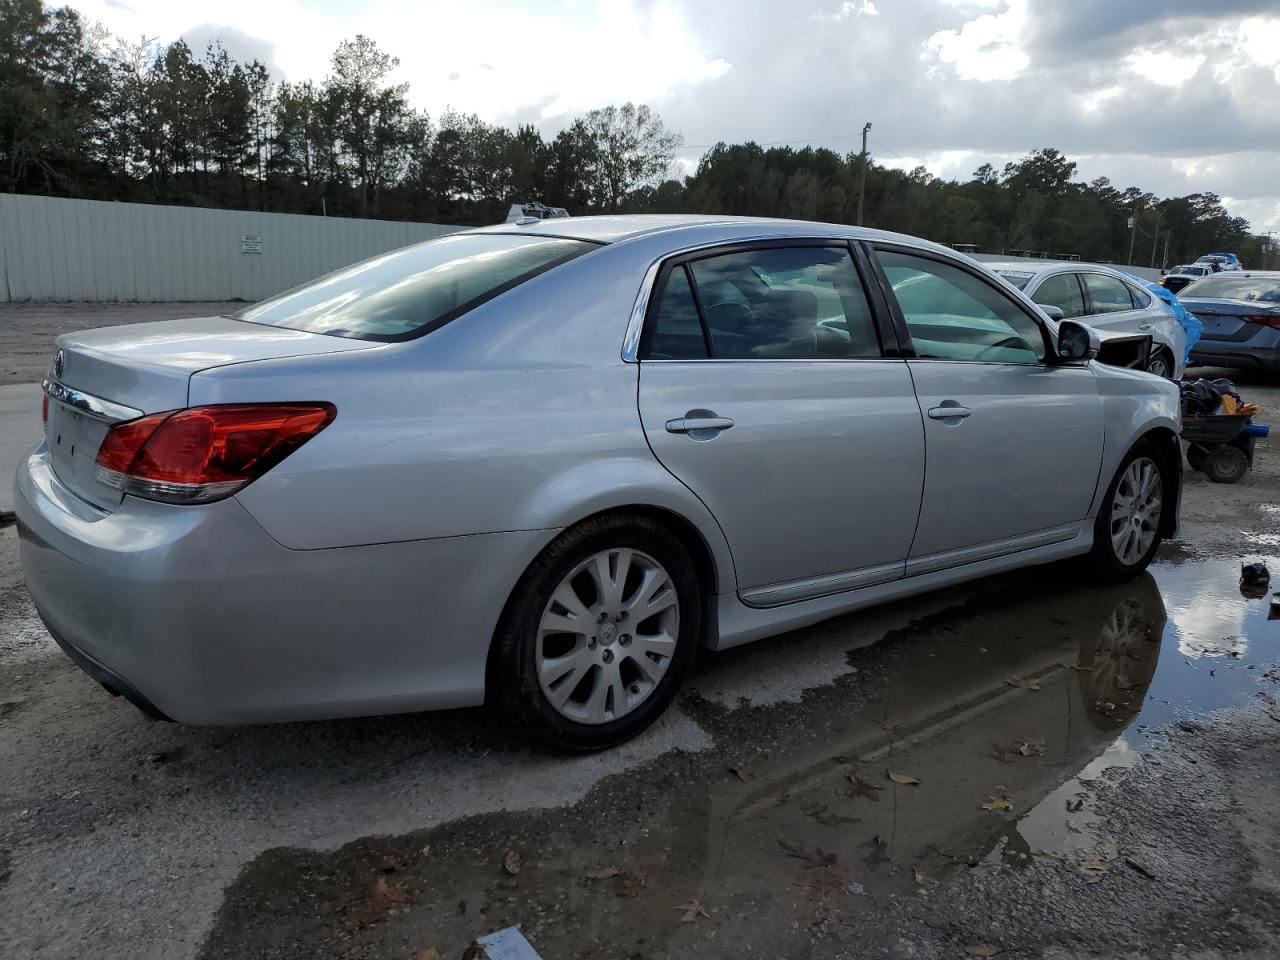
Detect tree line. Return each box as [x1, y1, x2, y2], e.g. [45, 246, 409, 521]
[1, 0, 1268, 267]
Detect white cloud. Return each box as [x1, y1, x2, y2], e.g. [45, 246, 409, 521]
[925, 0, 1030, 81]
[1127, 50, 1205, 87]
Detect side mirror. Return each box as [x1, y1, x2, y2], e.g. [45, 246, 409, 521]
[1039, 304, 1066, 321]
[1057, 320, 1100, 362]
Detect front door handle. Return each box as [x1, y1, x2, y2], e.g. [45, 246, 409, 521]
[928, 403, 973, 421]
[666, 411, 735, 437]
[1138, 322, 1154, 330]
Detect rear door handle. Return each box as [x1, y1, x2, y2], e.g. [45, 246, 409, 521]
[928, 404, 973, 421]
[666, 414, 735, 435]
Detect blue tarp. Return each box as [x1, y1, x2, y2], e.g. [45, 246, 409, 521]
[1123, 273, 1202, 363]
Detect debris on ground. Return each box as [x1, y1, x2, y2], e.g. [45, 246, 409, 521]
[676, 896, 711, 923]
[845, 772, 883, 800]
[728, 763, 755, 783]
[467, 926, 544, 959]
[965, 946, 1002, 958]
[980, 796, 1014, 812]
[778, 837, 838, 868]
[502, 851, 522, 876]
[340, 876, 412, 930]
[887, 770, 922, 785]
[614, 869, 649, 898]
[1004, 676, 1041, 691]
[585, 866, 621, 880]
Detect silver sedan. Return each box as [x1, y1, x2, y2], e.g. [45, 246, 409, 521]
[15, 216, 1182, 749]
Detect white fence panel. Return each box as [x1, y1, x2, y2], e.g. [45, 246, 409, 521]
[0, 193, 460, 302]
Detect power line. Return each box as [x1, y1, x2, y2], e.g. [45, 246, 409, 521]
[680, 130, 867, 151]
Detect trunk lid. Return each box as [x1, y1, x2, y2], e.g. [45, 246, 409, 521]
[44, 316, 381, 510]
[1182, 298, 1280, 342]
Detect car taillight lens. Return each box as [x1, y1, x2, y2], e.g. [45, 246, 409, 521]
[1243, 314, 1280, 329]
[94, 403, 335, 504]
[42, 394, 48, 424]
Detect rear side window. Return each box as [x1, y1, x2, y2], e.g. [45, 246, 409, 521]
[235, 234, 597, 341]
[1031, 273, 1086, 318]
[1125, 282, 1152, 309]
[1081, 273, 1134, 314]
[648, 267, 709, 359]
[645, 245, 883, 360]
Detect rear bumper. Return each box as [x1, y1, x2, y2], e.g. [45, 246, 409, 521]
[15, 445, 556, 724]
[1190, 331, 1280, 372]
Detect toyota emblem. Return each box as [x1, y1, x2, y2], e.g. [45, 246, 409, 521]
[52, 349, 64, 379]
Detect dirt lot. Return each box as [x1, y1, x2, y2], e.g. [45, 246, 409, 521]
[1, 303, 1278, 959]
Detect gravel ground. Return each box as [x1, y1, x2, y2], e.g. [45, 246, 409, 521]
[0, 305, 1278, 959]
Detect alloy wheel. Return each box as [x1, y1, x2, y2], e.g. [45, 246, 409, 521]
[536, 548, 680, 724]
[1109, 456, 1163, 565]
[1147, 354, 1171, 379]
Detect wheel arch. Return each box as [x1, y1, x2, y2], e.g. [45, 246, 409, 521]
[484, 501, 732, 701]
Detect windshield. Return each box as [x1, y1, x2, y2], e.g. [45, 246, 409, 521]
[234, 233, 597, 341]
[1180, 275, 1280, 302]
[993, 270, 1036, 290]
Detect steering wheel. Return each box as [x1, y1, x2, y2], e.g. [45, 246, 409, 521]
[972, 336, 1032, 361]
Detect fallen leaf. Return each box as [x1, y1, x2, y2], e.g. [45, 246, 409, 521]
[877, 715, 896, 731]
[1079, 860, 1114, 875]
[888, 770, 921, 785]
[586, 866, 621, 880]
[340, 877, 412, 930]
[866, 834, 892, 868]
[845, 773, 883, 801]
[615, 869, 650, 898]
[912, 865, 931, 887]
[1125, 857, 1158, 880]
[1005, 676, 1041, 691]
[980, 797, 1014, 812]
[1070, 663, 1090, 672]
[420, 845, 432, 858]
[1067, 798, 1085, 813]
[965, 946, 1002, 958]
[677, 896, 711, 922]
[502, 851, 522, 876]
[728, 764, 754, 783]
[1017, 738, 1046, 757]
[1141, 753, 1160, 764]
[417, 949, 440, 960]
[778, 837, 838, 868]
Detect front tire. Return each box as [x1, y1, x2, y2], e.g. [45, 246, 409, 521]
[1087, 443, 1170, 583]
[1146, 349, 1174, 380]
[491, 514, 701, 751]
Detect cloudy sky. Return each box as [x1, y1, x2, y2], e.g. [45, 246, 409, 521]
[74, 0, 1280, 232]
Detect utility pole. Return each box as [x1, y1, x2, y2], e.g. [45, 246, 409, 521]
[1149, 208, 1161, 268]
[1162, 231, 1170, 270]
[855, 122, 872, 226]
[1127, 208, 1138, 265]
[1264, 231, 1275, 270]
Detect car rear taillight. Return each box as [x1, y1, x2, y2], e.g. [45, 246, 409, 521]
[42, 394, 48, 424]
[94, 403, 335, 504]
[1243, 314, 1280, 329]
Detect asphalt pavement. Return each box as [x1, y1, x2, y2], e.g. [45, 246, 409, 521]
[1, 303, 1278, 959]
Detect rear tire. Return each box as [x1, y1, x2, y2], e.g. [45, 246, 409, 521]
[1205, 445, 1248, 484]
[1087, 442, 1171, 584]
[1146, 349, 1174, 380]
[491, 513, 702, 752]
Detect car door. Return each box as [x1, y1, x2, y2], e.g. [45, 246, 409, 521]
[1027, 271, 1087, 320]
[636, 241, 925, 603]
[1080, 271, 1146, 335]
[868, 244, 1104, 571]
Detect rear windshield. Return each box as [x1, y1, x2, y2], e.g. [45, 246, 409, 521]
[1180, 275, 1280, 303]
[993, 270, 1036, 290]
[234, 233, 597, 341]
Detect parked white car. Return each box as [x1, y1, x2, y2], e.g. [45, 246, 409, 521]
[989, 261, 1186, 379]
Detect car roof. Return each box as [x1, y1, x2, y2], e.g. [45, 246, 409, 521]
[457, 213, 961, 255]
[983, 259, 1131, 278]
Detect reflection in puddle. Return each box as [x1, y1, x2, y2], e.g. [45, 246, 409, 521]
[202, 557, 1280, 960]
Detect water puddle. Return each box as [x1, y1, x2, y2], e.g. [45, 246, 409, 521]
[201, 556, 1280, 959]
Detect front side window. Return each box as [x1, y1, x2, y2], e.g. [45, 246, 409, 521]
[235, 233, 597, 341]
[647, 245, 882, 360]
[1031, 272, 1086, 319]
[878, 249, 1045, 364]
[1081, 273, 1135, 314]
